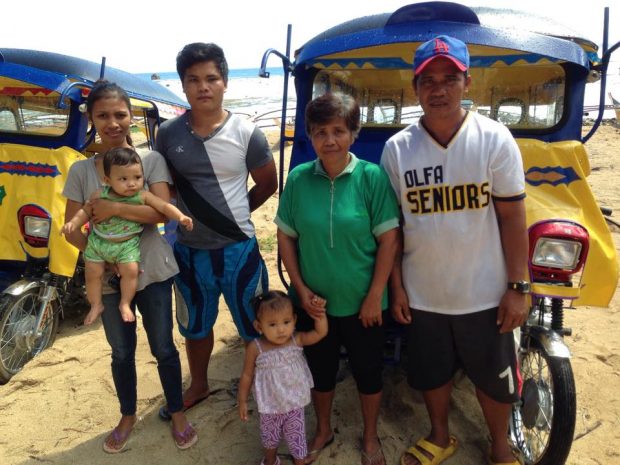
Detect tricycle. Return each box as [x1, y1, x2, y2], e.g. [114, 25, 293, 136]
[261, 2, 619, 464]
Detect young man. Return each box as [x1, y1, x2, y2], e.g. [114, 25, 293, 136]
[156, 43, 277, 413]
[381, 36, 529, 465]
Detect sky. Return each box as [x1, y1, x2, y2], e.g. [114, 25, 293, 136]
[2, 0, 619, 73]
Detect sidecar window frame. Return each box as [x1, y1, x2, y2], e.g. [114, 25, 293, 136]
[309, 54, 568, 133]
[0, 84, 72, 139]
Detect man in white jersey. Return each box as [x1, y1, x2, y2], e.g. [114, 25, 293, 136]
[156, 43, 277, 417]
[381, 35, 529, 465]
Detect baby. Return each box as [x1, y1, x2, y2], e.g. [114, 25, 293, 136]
[62, 147, 192, 324]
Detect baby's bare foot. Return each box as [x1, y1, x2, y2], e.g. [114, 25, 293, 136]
[84, 302, 105, 325]
[119, 304, 135, 323]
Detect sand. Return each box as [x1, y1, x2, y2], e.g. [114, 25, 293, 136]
[1, 124, 619, 465]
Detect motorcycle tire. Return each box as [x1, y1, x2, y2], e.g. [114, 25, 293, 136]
[510, 345, 576, 465]
[0, 289, 60, 384]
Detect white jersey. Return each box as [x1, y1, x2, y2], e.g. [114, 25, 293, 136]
[381, 112, 525, 314]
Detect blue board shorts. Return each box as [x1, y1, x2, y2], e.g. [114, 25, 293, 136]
[173, 237, 268, 340]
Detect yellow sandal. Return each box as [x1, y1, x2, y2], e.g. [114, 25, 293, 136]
[400, 436, 458, 465]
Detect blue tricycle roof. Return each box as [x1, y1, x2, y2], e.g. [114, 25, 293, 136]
[294, 2, 596, 71]
[0, 48, 188, 108]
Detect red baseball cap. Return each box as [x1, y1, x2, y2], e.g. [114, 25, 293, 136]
[414, 35, 470, 75]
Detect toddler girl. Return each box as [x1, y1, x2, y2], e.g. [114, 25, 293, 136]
[238, 290, 327, 465]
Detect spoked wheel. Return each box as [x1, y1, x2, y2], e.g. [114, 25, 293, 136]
[0, 289, 59, 384]
[510, 345, 576, 465]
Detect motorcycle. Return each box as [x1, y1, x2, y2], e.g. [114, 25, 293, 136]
[509, 220, 590, 464]
[0, 249, 85, 383]
[0, 48, 188, 383]
[261, 2, 619, 463]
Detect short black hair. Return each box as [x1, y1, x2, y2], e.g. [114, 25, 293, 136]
[305, 92, 361, 138]
[176, 42, 229, 84]
[103, 147, 142, 177]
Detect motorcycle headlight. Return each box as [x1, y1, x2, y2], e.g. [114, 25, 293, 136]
[17, 204, 51, 247]
[529, 221, 589, 283]
[24, 216, 51, 239]
[532, 238, 582, 269]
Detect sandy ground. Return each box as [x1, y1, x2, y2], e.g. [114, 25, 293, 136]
[1, 124, 619, 465]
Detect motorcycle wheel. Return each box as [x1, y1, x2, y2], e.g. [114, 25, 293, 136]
[0, 289, 59, 384]
[510, 345, 576, 465]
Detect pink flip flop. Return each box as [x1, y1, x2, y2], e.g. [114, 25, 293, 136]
[102, 427, 131, 454]
[260, 457, 281, 465]
[171, 423, 198, 450]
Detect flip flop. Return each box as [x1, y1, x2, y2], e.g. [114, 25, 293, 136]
[361, 439, 386, 465]
[158, 388, 224, 421]
[102, 427, 132, 454]
[171, 422, 198, 450]
[260, 457, 281, 465]
[306, 433, 336, 464]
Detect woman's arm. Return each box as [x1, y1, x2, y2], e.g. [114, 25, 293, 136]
[88, 181, 170, 224]
[389, 226, 412, 324]
[64, 199, 88, 251]
[358, 228, 399, 328]
[238, 342, 259, 421]
[61, 208, 90, 236]
[62, 189, 104, 236]
[277, 229, 326, 318]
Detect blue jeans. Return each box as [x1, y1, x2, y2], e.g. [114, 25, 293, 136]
[101, 278, 183, 416]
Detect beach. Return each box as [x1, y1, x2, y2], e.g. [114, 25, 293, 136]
[1, 123, 620, 465]
[144, 68, 297, 125]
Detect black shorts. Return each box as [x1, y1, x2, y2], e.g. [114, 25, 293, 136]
[296, 308, 385, 395]
[407, 308, 521, 403]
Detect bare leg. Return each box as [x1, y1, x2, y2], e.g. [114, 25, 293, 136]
[306, 389, 335, 463]
[262, 448, 278, 465]
[84, 261, 106, 325]
[117, 262, 139, 323]
[402, 381, 453, 465]
[477, 388, 515, 463]
[359, 391, 384, 464]
[184, 331, 214, 402]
